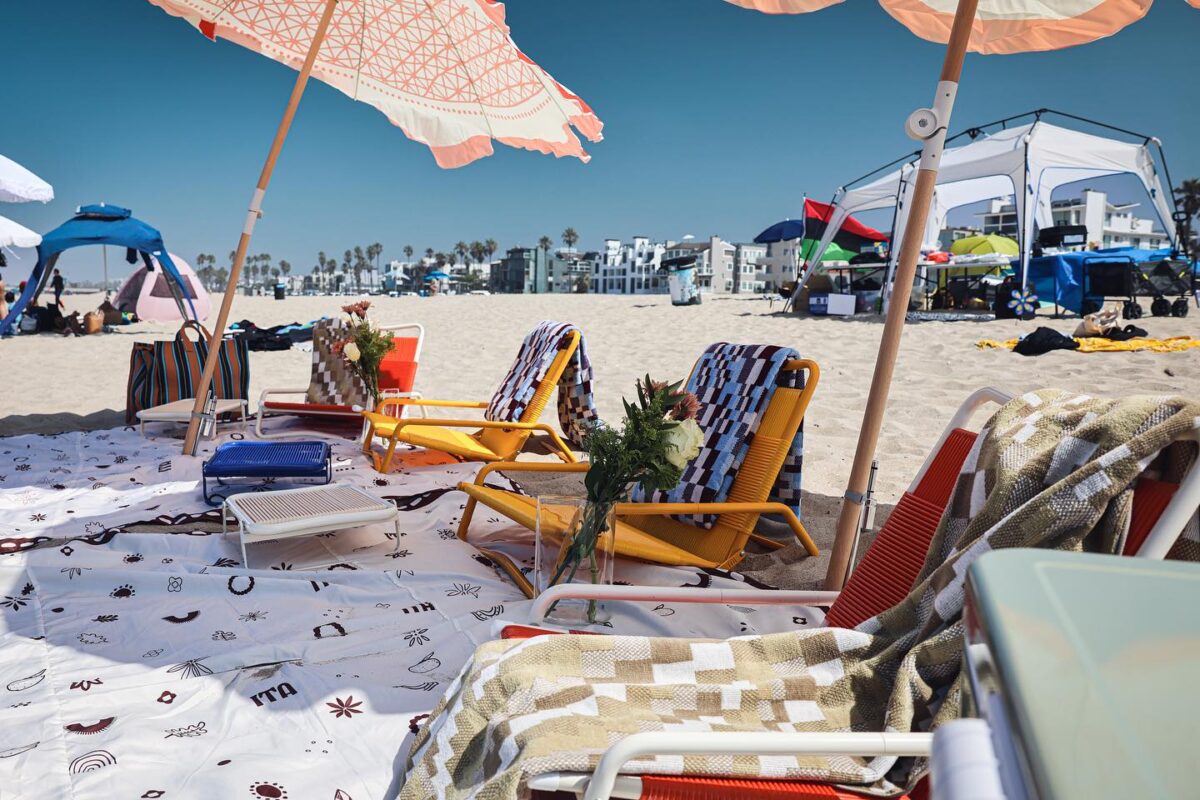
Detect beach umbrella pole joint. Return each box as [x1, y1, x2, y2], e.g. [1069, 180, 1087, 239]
[181, 0, 338, 455]
[824, 0, 978, 590]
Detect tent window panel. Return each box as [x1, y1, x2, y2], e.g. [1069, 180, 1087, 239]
[150, 274, 199, 299]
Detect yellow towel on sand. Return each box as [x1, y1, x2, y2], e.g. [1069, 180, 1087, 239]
[977, 336, 1200, 353]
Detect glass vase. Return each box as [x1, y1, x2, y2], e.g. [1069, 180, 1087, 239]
[534, 495, 616, 626]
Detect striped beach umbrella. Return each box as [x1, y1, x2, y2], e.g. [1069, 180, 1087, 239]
[142, 0, 603, 453]
[727, 0, 1196, 590]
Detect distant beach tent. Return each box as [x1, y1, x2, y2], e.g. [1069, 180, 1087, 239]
[0, 204, 198, 336]
[114, 252, 211, 323]
[950, 234, 1019, 256]
[801, 113, 1180, 300]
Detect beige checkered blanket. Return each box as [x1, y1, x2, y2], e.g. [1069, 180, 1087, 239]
[401, 390, 1200, 799]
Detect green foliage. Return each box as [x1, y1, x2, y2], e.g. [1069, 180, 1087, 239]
[582, 376, 691, 505]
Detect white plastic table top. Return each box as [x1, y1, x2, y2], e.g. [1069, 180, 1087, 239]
[222, 483, 397, 542]
[138, 398, 248, 421]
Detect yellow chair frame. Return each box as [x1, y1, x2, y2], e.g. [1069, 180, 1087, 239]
[362, 329, 581, 473]
[457, 358, 820, 596]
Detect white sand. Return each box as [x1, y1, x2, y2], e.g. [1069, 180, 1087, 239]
[3, 292, 1198, 518]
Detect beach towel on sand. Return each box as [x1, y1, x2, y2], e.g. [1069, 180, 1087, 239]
[978, 334, 1200, 354]
[401, 390, 1200, 800]
[629, 342, 805, 528]
[484, 320, 600, 447]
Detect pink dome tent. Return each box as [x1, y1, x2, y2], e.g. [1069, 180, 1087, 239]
[114, 252, 210, 323]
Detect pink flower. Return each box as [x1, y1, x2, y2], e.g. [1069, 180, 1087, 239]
[671, 393, 701, 421]
[331, 340, 346, 357]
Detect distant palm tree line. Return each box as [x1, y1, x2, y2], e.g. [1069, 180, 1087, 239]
[192, 227, 587, 295]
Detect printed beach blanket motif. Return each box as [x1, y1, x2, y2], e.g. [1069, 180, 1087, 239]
[631, 343, 805, 528]
[484, 320, 600, 447]
[402, 390, 1200, 800]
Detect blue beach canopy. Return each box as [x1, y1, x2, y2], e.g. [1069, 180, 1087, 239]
[0, 204, 197, 336]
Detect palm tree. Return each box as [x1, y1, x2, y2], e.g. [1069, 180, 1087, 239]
[279, 259, 291, 284]
[403, 244, 414, 261]
[454, 241, 468, 271]
[1174, 178, 1200, 254]
[311, 264, 322, 293]
[369, 242, 383, 291]
[562, 227, 579, 253]
[353, 246, 367, 292]
[424, 247, 435, 262]
[324, 252, 337, 291]
[342, 250, 353, 292]
[484, 238, 498, 262]
[536, 236, 553, 294]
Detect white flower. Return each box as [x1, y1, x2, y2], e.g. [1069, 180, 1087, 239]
[343, 342, 361, 362]
[664, 418, 704, 469]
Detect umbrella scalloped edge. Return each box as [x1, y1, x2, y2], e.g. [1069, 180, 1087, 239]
[144, 0, 603, 169]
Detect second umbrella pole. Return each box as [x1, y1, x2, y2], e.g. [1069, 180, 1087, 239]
[823, 0, 980, 590]
[182, 0, 339, 455]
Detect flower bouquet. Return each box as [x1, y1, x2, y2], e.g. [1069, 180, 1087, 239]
[333, 301, 393, 406]
[538, 376, 703, 623]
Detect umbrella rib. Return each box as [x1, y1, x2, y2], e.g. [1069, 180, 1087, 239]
[418, 0, 497, 142]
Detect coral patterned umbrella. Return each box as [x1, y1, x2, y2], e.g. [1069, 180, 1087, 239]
[726, 0, 1195, 590]
[142, 0, 603, 453]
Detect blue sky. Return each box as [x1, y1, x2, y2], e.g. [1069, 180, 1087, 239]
[1, 0, 1195, 280]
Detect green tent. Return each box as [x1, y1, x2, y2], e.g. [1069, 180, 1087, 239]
[800, 239, 857, 262]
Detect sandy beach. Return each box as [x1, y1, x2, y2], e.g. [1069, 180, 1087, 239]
[4, 291, 1198, 512]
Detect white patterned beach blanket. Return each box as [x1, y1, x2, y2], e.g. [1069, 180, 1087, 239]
[0, 424, 810, 799]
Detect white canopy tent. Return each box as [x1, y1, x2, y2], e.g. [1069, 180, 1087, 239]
[801, 118, 1178, 305]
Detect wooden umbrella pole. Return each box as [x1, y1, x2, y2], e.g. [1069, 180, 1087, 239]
[182, 0, 339, 455]
[823, 0, 979, 591]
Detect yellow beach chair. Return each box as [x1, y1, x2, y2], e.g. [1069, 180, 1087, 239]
[457, 357, 820, 596]
[362, 326, 581, 473]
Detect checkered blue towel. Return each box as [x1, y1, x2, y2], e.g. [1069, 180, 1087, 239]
[630, 342, 805, 529]
[484, 321, 600, 448]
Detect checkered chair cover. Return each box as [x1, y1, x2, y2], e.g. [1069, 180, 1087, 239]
[631, 342, 805, 528]
[484, 321, 600, 447]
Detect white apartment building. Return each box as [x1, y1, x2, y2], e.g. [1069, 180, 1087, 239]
[593, 236, 666, 294]
[978, 189, 1170, 250]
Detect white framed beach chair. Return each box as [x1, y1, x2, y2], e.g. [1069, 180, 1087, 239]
[256, 322, 424, 439]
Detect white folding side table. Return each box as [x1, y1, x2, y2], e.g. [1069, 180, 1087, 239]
[221, 483, 399, 567]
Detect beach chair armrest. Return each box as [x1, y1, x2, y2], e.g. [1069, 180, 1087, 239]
[257, 387, 312, 406]
[387, 419, 578, 462]
[378, 397, 488, 410]
[468, 460, 591, 487]
[577, 731, 932, 800]
[530, 584, 841, 624]
[615, 501, 818, 557]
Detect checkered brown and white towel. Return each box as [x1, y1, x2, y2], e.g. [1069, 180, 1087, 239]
[304, 318, 369, 408]
[630, 342, 805, 528]
[484, 320, 600, 447]
[400, 390, 1200, 800]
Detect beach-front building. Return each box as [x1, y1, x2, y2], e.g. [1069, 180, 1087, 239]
[978, 189, 1170, 249]
[592, 237, 666, 294]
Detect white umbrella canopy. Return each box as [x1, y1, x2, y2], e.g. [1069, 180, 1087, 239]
[0, 214, 41, 248]
[0, 154, 54, 204]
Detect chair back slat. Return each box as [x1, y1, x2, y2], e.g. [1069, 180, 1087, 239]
[824, 429, 978, 629]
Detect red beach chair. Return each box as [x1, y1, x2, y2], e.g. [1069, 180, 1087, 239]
[255, 322, 423, 439]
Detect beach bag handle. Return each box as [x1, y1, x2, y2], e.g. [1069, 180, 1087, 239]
[175, 319, 213, 345]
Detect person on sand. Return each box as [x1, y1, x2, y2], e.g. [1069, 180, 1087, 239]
[51, 268, 65, 309]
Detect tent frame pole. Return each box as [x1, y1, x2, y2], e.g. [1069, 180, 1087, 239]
[823, 0, 980, 591]
[181, 0, 339, 455]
